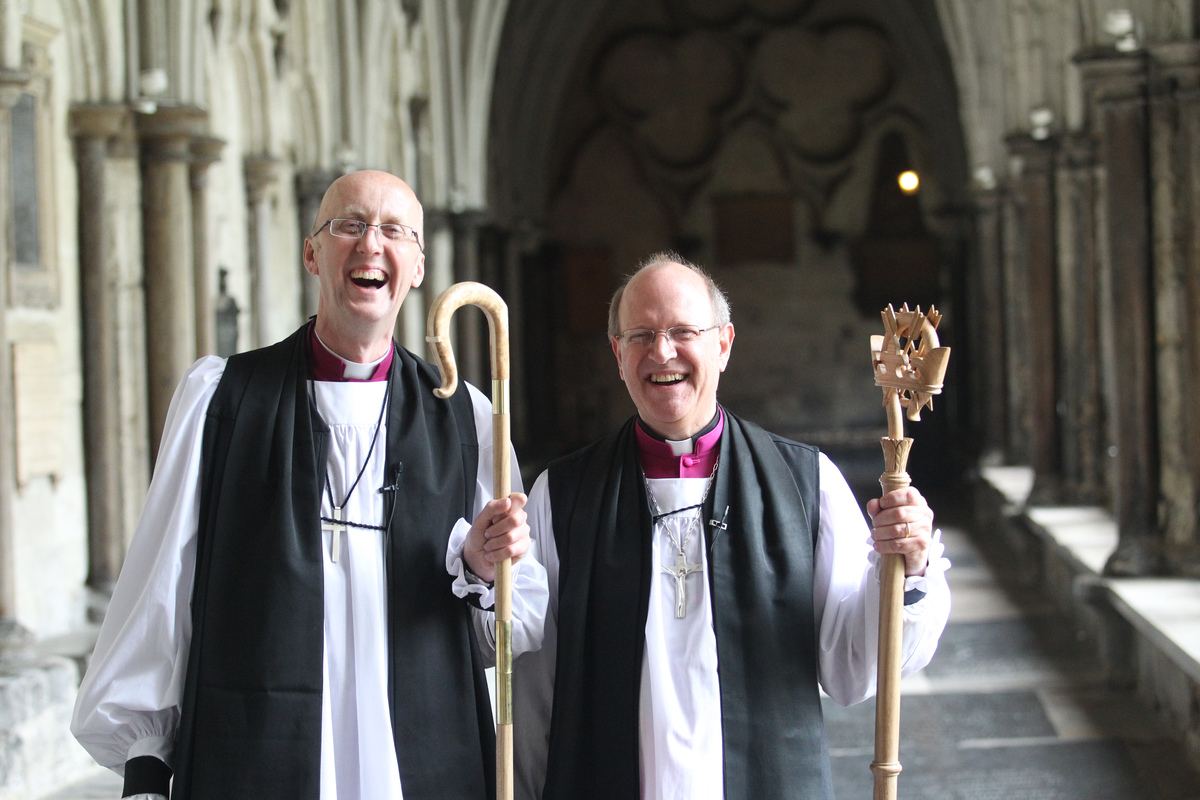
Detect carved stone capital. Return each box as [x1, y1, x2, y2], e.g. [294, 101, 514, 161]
[190, 134, 225, 168]
[1005, 133, 1058, 174]
[244, 155, 280, 204]
[1149, 40, 1200, 95]
[69, 102, 132, 148]
[137, 105, 208, 162]
[295, 168, 340, 203]
[0, 68, 31, 108]
[1074, 49, 1149, 108]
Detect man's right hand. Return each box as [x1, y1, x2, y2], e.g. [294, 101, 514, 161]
[463, 494, 530, 584]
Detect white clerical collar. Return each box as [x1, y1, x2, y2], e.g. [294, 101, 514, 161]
[665, 438, 693, 456]
[313, 329, 388, 380]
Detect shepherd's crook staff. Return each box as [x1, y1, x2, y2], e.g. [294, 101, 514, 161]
[426, 281, 515, 800]
[869, 303, 950, 800]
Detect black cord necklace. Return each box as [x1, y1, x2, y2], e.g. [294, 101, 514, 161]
[319, 363, 392, 563]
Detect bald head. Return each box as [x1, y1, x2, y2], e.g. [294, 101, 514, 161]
[314, 170, 424, 247]
[608, 253, 735, 439]
[303, 169, 426, 363]
[608, 252, 731, 338]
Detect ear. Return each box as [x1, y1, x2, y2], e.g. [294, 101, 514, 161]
[717, 322, 735, 372]
[302, 237, 319, 276]
[611, 336, 625, 380]
[411, 253, 425, 288]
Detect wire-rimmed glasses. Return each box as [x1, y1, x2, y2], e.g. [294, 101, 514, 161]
[314, 218, 423, 251]
[615, 325, 720, 349]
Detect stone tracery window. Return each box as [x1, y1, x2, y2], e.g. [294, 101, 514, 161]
[8, 30, 58, 310]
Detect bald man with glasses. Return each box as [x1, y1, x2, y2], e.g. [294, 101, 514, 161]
[73, 170, 548, 800]
[514, 253, 951, 800]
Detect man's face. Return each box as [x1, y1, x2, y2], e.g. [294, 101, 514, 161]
[303, 170, 425, 343]
[611, 262, 734, 440]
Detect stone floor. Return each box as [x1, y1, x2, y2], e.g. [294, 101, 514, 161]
[824, 522, 1200, 800]
[43, 506, 1200, 799]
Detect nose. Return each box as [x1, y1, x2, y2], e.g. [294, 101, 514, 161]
[649, 330, 677, 361]
[355, 224, 385, 253]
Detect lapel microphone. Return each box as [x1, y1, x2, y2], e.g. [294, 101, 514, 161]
[708, 505, 730, 553]
[379, 463, 403, 494]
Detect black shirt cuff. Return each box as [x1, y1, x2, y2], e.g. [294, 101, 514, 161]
[123, 755, 171, 797]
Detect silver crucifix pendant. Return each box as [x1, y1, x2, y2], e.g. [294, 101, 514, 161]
[662, 549, 702, 618]
[323, 506, 348, 563]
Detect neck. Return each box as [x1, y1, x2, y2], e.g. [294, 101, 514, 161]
[636, 409, 723, 479]
[313, 315, 393, 363]
[309, 322, 393, 381]
[638, 409, 721, 449]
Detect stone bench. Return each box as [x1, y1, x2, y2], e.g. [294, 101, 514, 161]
[976, 466, 1200, 769]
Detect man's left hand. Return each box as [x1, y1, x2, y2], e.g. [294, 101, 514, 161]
[464, 493, 530, 584]
[866, 487, 934, 576]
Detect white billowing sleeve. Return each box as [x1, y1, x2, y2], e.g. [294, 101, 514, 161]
[71, 356, 227, 773]
[447, 383, 548, 661]
[814, 453, 952, 706]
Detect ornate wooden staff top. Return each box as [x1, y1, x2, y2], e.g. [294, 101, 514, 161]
[868, 303, 949, 800]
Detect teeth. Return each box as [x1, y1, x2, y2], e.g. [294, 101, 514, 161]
[350, 268, 386, 281]
[650, 374, 685, 383]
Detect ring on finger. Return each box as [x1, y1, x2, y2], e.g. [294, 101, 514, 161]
[904, 521, 912, 539]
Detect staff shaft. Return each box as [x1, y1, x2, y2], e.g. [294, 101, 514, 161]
[868, 305, 948, 800]
[426, 281, 514, 800]
[871, 397, 912, 800]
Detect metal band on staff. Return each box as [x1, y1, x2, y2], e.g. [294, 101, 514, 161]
[868, 303, 950, 800]
[426, 281, 516, 800]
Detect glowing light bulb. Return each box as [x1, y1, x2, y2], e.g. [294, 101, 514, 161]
[898, 171, 919, 194]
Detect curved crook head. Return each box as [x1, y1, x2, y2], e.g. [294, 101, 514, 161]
[425, 281, 510, 399]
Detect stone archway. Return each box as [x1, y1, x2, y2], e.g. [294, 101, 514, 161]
[491, 0, 971, 470]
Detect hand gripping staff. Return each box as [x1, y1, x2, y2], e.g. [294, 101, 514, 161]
[868, 304, 950, 800]
[425, 281, 515, 800]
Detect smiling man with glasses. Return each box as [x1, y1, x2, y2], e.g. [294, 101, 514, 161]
[72, 170, 548, 800]
[514, 252, 952, 800]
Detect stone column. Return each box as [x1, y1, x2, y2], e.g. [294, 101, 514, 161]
[1077, 50, 1161, 575]
[1148, 42, 1200, 573]
[70, 104, 130, 594]
[295, 169, 339, 319]
[1003, 134, 1061, 500]
[244, 156, 279, 349]
[452, 210, 487, 390]
[190, 136, 224, 357]
[0, 67, 30, 637]
[968, 185, 1008, 464]
[138, 106, 204, 457]
[417, 209, 455, 360]
[1054, 134, 1107, 506]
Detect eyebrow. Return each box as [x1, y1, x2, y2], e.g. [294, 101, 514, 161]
[339, 205, 406, 224]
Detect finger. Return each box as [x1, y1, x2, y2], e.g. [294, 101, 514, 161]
[483, 532, 532, 562]
[877, 486, 925, 510]
[484, 509, 528, 538]
[881, 520, 912, 542]
[482, 526, 526, 553]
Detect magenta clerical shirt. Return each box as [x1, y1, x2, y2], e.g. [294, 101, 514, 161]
[307, 324, 393, 382]
[634, 408, 724, 479]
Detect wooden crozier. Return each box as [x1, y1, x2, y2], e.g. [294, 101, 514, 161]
[426, 281, 515, 800]
[868, 304, 949, 800]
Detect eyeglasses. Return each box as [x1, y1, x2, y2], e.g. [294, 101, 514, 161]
[314, 218, 423, 251]
[615, 325, 720, 349]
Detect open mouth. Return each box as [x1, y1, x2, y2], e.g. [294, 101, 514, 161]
[350, 267, 387, 289]
[649, 373, 686, 386]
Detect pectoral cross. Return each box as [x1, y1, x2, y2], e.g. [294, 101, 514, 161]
[323, 506, 347, 563]
[662, 550, 703, 619]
